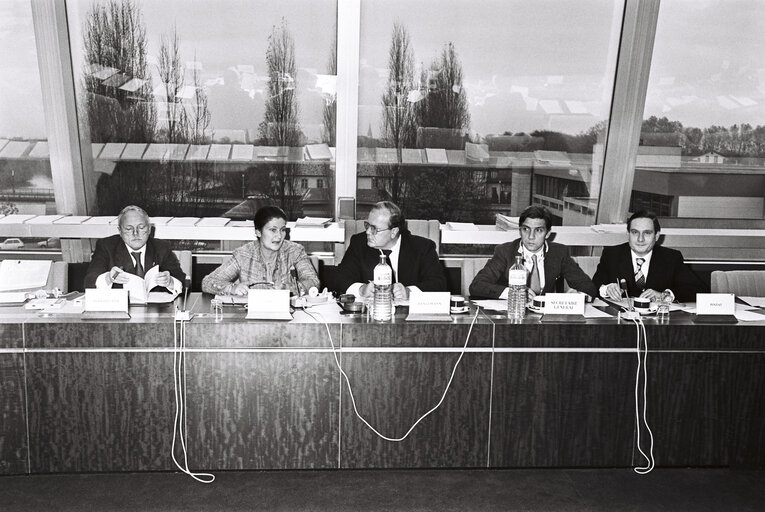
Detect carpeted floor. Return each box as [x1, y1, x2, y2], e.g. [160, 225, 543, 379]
[1, 468, 764, 511]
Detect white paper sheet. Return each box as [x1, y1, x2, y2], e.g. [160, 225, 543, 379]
[735, 310, 765, 322]
[584, 305, 614, 318]
[740, 296, 765, 308]
[472, 299, 507, 312]
[0, 260, 52, 291]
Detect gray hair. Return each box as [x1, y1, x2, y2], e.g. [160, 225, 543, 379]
[118, 205, 150, 227]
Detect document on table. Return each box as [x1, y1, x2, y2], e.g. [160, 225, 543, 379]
[472, 299, 507, 312]
[740, 296, 765, 308]
[734, 309, 765, 322]
[584, 305, 613, 318]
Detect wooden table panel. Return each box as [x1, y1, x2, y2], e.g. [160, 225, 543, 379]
[0, 353, 27, 474]
[490, 352, 635, 467]
[26, 352, 176, 472]
[185, 351, 340, 470]
[339, 351, 492, 468]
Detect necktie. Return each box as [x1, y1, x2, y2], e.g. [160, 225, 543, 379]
[132, 251, 145, 278]
[529, 254, 542, 294]
[382, 249, 396, 283]
[634, 257, 645, 290]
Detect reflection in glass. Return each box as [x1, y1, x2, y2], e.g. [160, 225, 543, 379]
[636, 0, 765, 225]
[358, 0, 623, 228]
[67, 0, 337, 221]
[0, 0, 56, 250]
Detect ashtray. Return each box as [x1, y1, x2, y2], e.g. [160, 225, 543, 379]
[341, 301, 365, 313]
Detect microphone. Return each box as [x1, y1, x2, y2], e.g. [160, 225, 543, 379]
[175, 277, 193, 321]
[619, 278, 628, 299]
[182, 278, 191, 311]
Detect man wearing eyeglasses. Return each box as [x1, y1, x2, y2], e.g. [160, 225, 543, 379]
[469, 205, 597, 300]
[333, 201, 446, 300]
[84, 205, 186, 290]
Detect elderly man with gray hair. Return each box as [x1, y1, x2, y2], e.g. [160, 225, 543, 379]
[84, 205, 186, 291]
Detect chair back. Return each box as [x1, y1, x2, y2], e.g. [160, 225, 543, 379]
[710, 270, 765, 296]
[461, 257, 490, 297]
[406, 219, 441, 254]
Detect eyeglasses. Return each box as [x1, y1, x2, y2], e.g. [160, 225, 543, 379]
[120, 224, 149, 236]
[364, 221, 391, 236]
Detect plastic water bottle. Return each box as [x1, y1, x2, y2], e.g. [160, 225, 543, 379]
[372, 254, 393, 321]
[507, 255, 528, 322]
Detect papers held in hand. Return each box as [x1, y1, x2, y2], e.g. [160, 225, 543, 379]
[123, 265, 181, 304]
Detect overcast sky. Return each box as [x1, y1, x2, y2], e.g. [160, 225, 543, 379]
[3, 0, 765, 139]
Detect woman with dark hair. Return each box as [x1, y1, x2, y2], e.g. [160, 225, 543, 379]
[201, 206, 319, 296]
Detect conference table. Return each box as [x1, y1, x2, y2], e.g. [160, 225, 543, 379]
[1, 294, 764, 475]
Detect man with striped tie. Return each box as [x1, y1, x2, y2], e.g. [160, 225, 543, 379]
[593, 210, 707, 303]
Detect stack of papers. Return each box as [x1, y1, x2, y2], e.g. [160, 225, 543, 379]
[295, 217, 332, 227]
[446, 222, 478, 231]
[196, 217, 231, 227]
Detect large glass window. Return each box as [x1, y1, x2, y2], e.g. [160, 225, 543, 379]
[636, 0, 765, 224]
[357, 0, 624, 227]
[66, 0, 337, 223]
[0, 0, 54, 251]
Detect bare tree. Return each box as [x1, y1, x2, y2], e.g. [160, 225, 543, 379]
[83, 0, 155, 143]
[83, 0, 156, 214]
[380, 22, 418, 204]
[259, 19, 302, 218]
[415, 42, 470, 131]
[157, 26, 187, 144]
[322, 37, 337, 147]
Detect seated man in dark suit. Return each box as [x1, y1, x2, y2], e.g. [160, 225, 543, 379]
[333, 201, 446, 300]
[592, 210, 707, 303]
[469, 205, 597, 300]
[84, 205, 186, 291]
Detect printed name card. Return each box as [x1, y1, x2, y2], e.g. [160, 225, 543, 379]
[85, 289, 129, 312]
[696, 293, 735, 315]
[543, 293, 585, 316]
[408, 292, 450, 315]
[247, 289, 290, 314]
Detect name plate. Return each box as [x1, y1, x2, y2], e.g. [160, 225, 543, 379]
[247, 289, 291, 315]
[543, 293, 585, 316]
[409, 291, 450, 315]
[85, 289, 129, 312]
[696, 293, 735, 315]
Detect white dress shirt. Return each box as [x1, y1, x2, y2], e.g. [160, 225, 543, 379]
[95, 244, 147, 288]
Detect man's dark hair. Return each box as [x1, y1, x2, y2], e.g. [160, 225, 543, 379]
[519, 205, 552, 232]
[372, 201, 409, 234]
[253, 206, 287, 231]
[627, 210, 661, 232]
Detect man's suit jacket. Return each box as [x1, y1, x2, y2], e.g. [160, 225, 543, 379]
[331, 232, 446, 293]
[591, 243, 708, 302]
[469, 239, 598, 299]
[83, 235, 186, 289]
